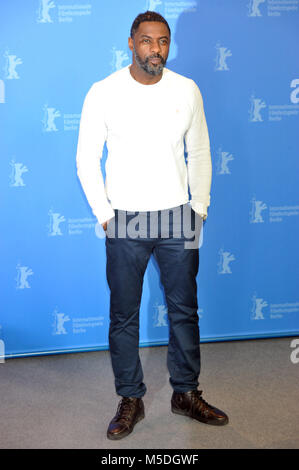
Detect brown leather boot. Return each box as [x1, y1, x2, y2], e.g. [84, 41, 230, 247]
[107, 397, 145, 440]
[171, 389, 229, 426]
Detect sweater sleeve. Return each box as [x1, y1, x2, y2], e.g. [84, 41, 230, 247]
[76, 83, 115, 225]
[185, 80, 212, 219]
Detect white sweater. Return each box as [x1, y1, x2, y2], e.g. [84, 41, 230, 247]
[76, 65, 212, 225]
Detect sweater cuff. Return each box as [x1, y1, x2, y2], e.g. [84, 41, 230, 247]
[94, 205, 115, 226]
[189, 201, 209, 219]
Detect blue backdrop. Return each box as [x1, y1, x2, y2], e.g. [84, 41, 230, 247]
[1, 0, 299, 358]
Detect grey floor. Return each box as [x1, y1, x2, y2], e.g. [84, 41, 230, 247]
[1, 337, 299, 449]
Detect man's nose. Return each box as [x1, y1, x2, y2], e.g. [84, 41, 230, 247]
[150, 41, 161, 55]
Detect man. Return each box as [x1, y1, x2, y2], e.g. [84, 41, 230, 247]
[76, 11, 229, 440]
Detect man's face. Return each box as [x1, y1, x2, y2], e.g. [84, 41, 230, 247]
[128, 21, 170, 76]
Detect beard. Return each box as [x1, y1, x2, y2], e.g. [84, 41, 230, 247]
[133, 44, 167, 76]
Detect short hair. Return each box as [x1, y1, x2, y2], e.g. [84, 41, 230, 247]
[130, 11, 171, 39]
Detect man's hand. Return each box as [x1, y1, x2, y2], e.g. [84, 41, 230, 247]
[102, 217, 113, 232]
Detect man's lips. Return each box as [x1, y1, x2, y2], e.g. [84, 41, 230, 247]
[149, 57, 162, 64]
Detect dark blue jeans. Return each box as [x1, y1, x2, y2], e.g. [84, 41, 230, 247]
[105, 203, 201, 398]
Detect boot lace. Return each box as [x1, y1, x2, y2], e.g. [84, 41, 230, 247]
[189, 390, 215, 415]
[116, 397, 137, 423]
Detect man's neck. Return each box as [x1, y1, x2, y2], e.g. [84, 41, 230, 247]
[129, 64, 163, 85]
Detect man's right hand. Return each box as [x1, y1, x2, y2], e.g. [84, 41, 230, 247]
[102, 217, 113, 232]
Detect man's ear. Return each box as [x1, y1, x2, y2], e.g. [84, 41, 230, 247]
[128, 37, 133, 53]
